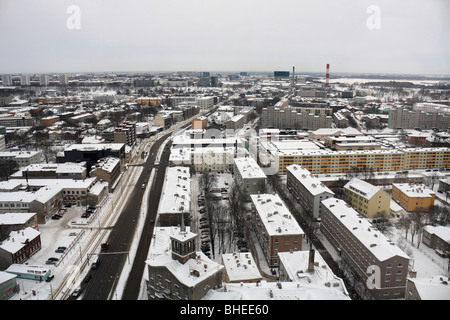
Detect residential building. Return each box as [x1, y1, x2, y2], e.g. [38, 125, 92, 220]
[0, 227, 41, 270]
[406, 275, 450, 300]
[114, 121, 136, 147]
[261, 105, 332, 130]
[226, 114, 245, 131]
[0, 116, 35, 128]
[1, 75, 12, 86]
[0, 151, 42, 168]
[59, 74, 68, 86]
[157, 167, 191, 227]
[145, 226, 224, 300]
[39, 75, 49, 86]
[388, 107, 450, 130]
[20, 75, 30, 86]
[191, 147, 235, 172]
[221, 252, 262, 283]
[250, 194, 304, 267]
[391, 183, 435, 212]
[191, 116, 207, 130]
[10, 162, 87, 180]
[136, 97, 162, 106]
[277, 249, 350, 299]
[233, 157, 267, 198]
[0, 212, 38, 242]
[286, 164, 334, 220]
[343, 178, 390, 219]
[320, 198, 410, 299]
[421, 225, 450, 257]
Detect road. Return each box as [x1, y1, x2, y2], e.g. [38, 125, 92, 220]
[78, 131, 173, 300]
[77, 106, 219, 300]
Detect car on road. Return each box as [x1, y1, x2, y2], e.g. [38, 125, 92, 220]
[84, 274, 92, 283]
[55, 246, 66, 253]
[45, 258, 58, 265]
[72, 287, 82, 297]
[45, 275, 55, 282]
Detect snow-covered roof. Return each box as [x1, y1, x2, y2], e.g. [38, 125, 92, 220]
[221, 252, 262, 282]
[0, 212, 37, 225]
[203, 279, 350, 300]
[0, 227, 40, 254]
[158, 167, 191, 214]
[393, 183, 435, 198]
[344, 177, 383, 200]
[278, 250, 349, 297]
[408, 275, 450, 300]
[287, 165, 334, 196]
[145, 227, 223, 288]
[321, 198, 409, 261]
[423, 225, 450, 243]
[250, 194, 304, 237]
[234, 157, 266, 180]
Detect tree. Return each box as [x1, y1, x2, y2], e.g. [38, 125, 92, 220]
[199, 172, 217, 198]
[397, 214, 412, 240]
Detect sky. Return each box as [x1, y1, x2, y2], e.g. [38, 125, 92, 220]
[0, 0, 449, 75]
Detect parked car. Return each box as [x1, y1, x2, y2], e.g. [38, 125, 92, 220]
[45, 275, 55, 282]
[84, 274, 92, 283]
[51, 215, 61, 220]
[55, 246, 66, 253]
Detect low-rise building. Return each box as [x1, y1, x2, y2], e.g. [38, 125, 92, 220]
[250, 194, 304, 267]
[233, 157, 266, 198]
[421, 225, 450, 257]
[343, 178, 390, 219]
[221, 252, 262, 283]
[145, 226, 224, 300]
[406, 275, 450, 300]
[391, 183, 435, 212]
[320, 198, 410, 299]
[0, 227, 41, 270]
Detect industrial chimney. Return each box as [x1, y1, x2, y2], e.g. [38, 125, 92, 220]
[326, 64, 330, 86]
[308, 249, 315, 272]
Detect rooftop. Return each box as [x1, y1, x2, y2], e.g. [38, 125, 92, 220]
[321, 198, 409, 262]
[251, 194, 304, 237]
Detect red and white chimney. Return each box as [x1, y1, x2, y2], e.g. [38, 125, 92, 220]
[326, 63, 330, 86]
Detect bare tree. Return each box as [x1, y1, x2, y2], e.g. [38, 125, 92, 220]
[397, 214, 412, 240]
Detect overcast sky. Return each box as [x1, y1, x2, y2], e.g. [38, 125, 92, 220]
[0, 0, 449, 75]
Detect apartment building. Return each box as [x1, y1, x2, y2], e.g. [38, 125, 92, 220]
[191, 147, 235, 172]
[233, 157, 267, 198]
[114, 121, 136, 147]
[157, 167, 191, 227]
[261, 105, 332, 130]
[421, 225, 450, 257]
[268, 145, 450, 175]
[320, 198, 410, 299]
[145, 226, 224, 300]
[286, 164, 334, 220]
[0, 116, 35, 128]
[391, 183, 435, 212]
[89, 157, 121, 190]
[0, 151, 42, 168]
[388, 107, 450, 130]
[191, 116, 207, 130]
[250, 194, 304, 267]
[136, 96, 162, 106]
[343, 178, 390, 219]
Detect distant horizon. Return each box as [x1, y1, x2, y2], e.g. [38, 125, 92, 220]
[3, 70, 450, 79]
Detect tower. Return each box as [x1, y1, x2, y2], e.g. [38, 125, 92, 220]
[326, 64, 330, 86]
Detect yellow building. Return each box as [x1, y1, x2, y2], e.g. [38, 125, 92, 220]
[343, 178, 390, 219]
[136, 97, 162, 106]
[391, 183, 436, 212]
[273, 148, 450, 175]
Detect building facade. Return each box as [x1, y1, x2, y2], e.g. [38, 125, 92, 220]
[286, 164, 334, 220]
[250, 194, 304, 267]
[391, 183, 435, 212]
[343, 178, 390, 219]
[320, 198, 410, 299]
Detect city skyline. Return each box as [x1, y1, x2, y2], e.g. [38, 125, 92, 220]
[0, 0, 449, 75]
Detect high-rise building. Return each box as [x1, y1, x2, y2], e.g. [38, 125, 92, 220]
[59, 74, 68, 86]
[39, 75, 49, 86]
[20, 75, 30, 86]
[1, 74, 12, 86]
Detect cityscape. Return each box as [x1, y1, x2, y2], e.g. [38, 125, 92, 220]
[0, 0, 449, 311]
